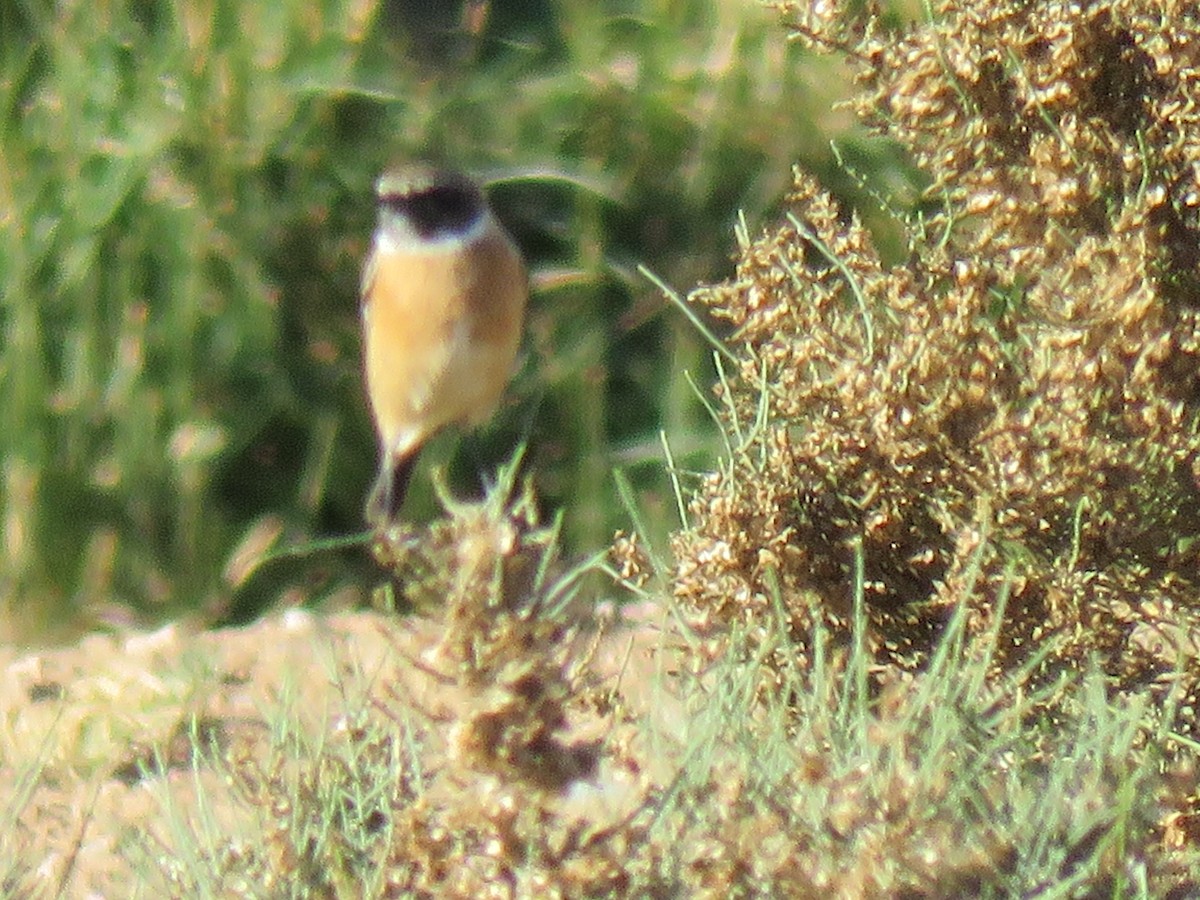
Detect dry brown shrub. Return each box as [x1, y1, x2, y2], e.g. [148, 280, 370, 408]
[652, 0, 1200, 730]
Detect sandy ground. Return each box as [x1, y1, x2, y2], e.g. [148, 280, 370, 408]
[2, 603, 683, 896]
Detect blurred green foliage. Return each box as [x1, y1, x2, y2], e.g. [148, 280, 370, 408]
[0, 0, 888, 638]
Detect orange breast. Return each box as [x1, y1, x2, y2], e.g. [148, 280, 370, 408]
[362, 228, 527, 456]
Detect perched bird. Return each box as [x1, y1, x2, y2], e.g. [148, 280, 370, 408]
[360, 164, 527, 526]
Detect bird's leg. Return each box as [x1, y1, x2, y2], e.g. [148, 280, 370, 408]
[366, 448, 420, 527]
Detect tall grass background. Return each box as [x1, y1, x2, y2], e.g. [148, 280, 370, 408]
[0, 0, 907, 639]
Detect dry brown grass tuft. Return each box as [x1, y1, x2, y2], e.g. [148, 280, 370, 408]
[326, 477, 627, 895]
[373, 475, 599, 793]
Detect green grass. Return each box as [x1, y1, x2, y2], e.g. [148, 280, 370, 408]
[0, 0, 871, 638]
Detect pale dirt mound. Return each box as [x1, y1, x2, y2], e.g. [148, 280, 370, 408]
[1, 604, 679, 896]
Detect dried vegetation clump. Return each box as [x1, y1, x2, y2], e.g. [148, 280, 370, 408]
[661, 0, 1200, 723]
[372, 480, 599, 793]
[323, 483, 626, 895]
[185, 477, 649, 897]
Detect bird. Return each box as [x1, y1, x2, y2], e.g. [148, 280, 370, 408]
[360, 164, 528, 527]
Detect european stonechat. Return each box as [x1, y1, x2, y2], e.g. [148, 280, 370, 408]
[361, 164, 527, 526]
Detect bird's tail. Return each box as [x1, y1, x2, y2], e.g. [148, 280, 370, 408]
[365, 451, 419, 527]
